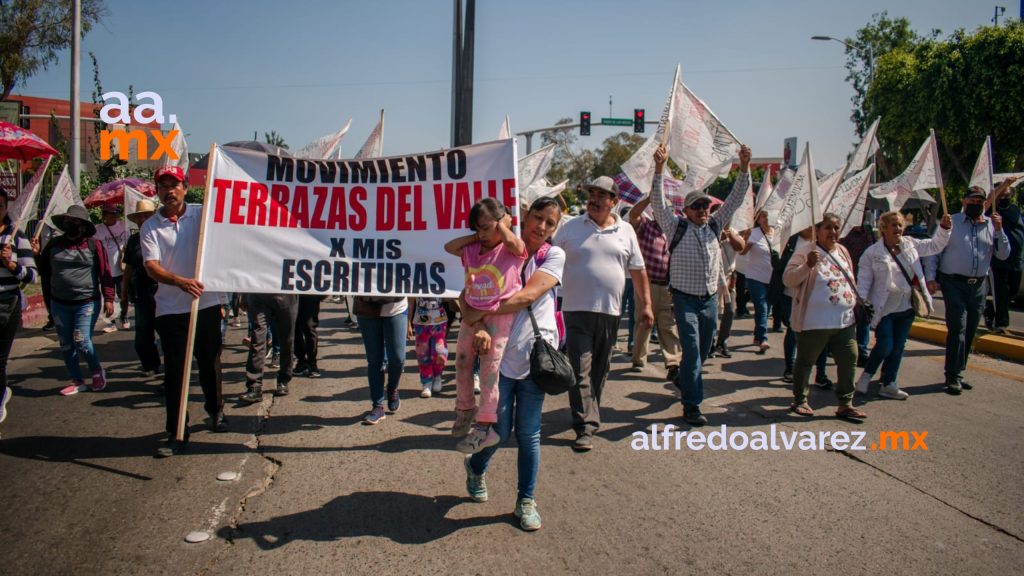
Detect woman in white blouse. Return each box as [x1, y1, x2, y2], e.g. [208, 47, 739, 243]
[855, 211, 951, 399]
[737, 210, 775, 354]
[783, 213, 864, 419]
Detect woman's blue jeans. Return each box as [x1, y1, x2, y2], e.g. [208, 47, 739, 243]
[747, 279, 770, 344]
[865, 308, 915, 384]
[358, 314, 407, 407]
[51, 300, 102, 380]
[470, 374, 545, 500]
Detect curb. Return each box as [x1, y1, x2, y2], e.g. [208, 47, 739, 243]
[910, 320, 1024, 363]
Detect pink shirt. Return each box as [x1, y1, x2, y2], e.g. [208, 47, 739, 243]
[462, 241, 526, 311]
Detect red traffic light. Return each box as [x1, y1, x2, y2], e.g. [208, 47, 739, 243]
[633, 108, 645, 133]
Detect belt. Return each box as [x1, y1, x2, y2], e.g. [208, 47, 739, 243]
[941, 272, 986, 285]
[650, 280, 669, 286]
[670, 287, 713, 300]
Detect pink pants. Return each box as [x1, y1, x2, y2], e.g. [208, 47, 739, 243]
[455, 313, 514, 424]
[414, 323, 448, 384]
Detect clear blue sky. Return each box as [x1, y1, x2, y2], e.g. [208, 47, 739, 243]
[18, 0, 1002, 172]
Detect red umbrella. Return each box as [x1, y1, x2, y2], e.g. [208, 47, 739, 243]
[0, 121, 58, 161]
[84, 178, 157, 208]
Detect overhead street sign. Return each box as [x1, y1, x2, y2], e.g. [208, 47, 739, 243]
[601, 118, 632, 126]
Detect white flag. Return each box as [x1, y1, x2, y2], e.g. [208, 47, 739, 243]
[818, 166, 847, 212]
[754, 168, 775, 214]
[41, 166, 84, 231]
[849, 117, 880, 172]
[356, 111, 384, 159]
[517, 144, 557, 205]
[831, 164, 876, 238]
[163, 120, 189, 170]
[776, 143, 820, 243]
[8, 156, 52, 231]
[870, 130, 941, 210]
[123, 185, 152, 233]
[969, 136, 993, 197]
[498, 115, 511, 140]
[994, 172, 1024, 188]
[295, 119, 352, 160]
[728, 177, 755, 232]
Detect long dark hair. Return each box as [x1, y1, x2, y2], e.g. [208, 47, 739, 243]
[468, 197, 507, 231]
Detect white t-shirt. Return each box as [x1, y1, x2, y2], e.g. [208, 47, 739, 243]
[802, 246, 856, 331]
[95, 220, 127, 277]
[141, 204, 226, 316]
[553, 213, 644, 316]
[501, 246, 565, 380]
[741, 227, 774, 284]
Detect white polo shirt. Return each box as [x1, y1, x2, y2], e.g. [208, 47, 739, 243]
[141, 203, 226, 317]
[553, 212, 644, 316]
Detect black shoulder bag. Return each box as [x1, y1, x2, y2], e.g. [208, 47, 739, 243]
[521, 257, 575, 395]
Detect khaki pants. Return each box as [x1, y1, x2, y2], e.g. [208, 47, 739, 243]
[633, 283, 681, 368]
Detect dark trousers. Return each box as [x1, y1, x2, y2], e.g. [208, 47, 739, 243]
[245, 294, 298, 388]
[991, 267, 1021, 329]
[155, 306, 224, 438]
[0, 292, 21, 402]
[565, 311, 619, 435]
[133, 295, 161, 372]
[295, 296, 321, 368]
[735, 272, 749, 314]
[938, 273, 986, 383]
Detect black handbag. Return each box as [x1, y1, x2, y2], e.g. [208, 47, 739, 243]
[820, 244, 874, 326]
[526, 304, 575, 395]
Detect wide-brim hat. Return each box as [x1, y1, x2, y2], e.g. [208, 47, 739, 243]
[52, 204, 96, 237]
[127, 199, 158, 222]
[584, 175, 619, 197]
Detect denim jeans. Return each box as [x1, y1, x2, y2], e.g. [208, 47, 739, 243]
[51, 300, 102, 381]
[671, 292, 718, 411]
[358, 313, 407, 408]
[747, 279, 770, 344]
[470, 373, 545, 500]
[865, 308, 915, 383]
[622, 278, 635, 348]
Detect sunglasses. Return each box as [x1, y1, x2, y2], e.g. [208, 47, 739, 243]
[689, 202, 711, 210]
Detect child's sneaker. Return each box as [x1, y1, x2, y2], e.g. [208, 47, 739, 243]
[60, 380, 88, 396]
[420, 385, 432, 398]
[452, 408, 477, 437]
[456, 424, 500, 454]
[91, 369, 107, 392]
[464, 455, 488, 502]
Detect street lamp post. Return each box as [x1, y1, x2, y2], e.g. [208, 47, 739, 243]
[812, 35, 873, 83]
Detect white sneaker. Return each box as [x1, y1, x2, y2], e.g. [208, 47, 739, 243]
[432, 376, 443, 394]
[102, 323, 117, 334]
[420, 386, 432, 399]
[879, 383, 909, 400]
[855, 372, 871, 395]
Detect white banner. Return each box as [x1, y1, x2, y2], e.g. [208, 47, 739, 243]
[9, 156, 51, 230]
[831, 164, 875, 238]
[818, 166, 847, 213]
[163, 120, 189, 170]
[517, 143, 556, 205]
[198, 140, 518, 297]
[41, 166, 83, 230]
[994, 172, 1024, 188]
[969, 136, 993, 196]
[849, 117, 880, 172]
[356, 112, 384, 159]
[728, 177, 755, 232]
[295, 119, 352, 160]
[123, 185, 153, 233]
[776, 143, 819, 243]
[498, 115, 511, 140]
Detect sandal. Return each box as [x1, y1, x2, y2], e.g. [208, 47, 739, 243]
[836, 406, 867, 420]
[789, 402, 814, 417]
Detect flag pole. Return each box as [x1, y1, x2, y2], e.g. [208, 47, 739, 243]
[660, 65, 680, 148]
[931, 129, 949, 217]
[175, 143, 217, 442]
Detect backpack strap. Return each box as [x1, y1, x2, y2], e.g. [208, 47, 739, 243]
[668, 217, 688, 253]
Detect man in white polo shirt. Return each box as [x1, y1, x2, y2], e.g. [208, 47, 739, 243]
[554, 175, 653, 452]
[142, 166, 228, 458]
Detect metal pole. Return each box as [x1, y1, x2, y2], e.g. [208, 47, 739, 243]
[70, 0, 81, 191]
[450, 0, 462, 148]
[458, 0, 475, 147]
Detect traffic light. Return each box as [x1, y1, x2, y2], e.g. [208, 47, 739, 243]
[634, 109, 645, 133]
[580, 111, 591, 136]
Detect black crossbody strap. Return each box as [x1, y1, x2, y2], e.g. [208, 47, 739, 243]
[885, 244, 916, 287]
[818, 244, 865, 305]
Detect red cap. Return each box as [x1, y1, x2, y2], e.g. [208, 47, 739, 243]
[154, 165, 185, 183]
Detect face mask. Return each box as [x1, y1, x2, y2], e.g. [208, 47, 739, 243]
[998, 198, 1011, 209]
[964, 204, 984, 219]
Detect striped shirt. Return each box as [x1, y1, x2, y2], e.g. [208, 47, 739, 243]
[650, 171, 751, 297]
[0, 220, 39, 295]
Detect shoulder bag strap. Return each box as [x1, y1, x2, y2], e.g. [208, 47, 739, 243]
[885, 243, 916, 287]
[818, 244, 866, 305]
[520, 260, 543, 340]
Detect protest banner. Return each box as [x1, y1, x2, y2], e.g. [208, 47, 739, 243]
[498, 115, 511, 140]
[8, 156, 51, 235]
[295, 119, 352, 160]
[830, 164, 875, 238]
[38, 166, 83, 239]
[163, 120, 189, 170]
[871, 130, 942, 212]
[849, 117, 880, 172]
[776, 143, 820, 244]
[969, 136, 995, 202]
[197, 139, 518, 299]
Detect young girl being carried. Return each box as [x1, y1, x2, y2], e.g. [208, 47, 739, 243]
[444, 198, 527, 454]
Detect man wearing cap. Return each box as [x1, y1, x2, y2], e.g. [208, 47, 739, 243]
[924, 186, 1011, 395]
[94, 203, 128, 332]
[121, 199, 162, 377]
[141, 166, 228, 457]
[553, 175, 653, 452]
[651, 143, 752, 426]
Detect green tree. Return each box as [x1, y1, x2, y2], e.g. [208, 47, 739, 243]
[264, 130, 289, 149]
[0, 0, 106, 101]
[865, 20, 1024, 199]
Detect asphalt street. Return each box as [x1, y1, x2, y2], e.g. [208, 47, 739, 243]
[0, 303, 1021, 575]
